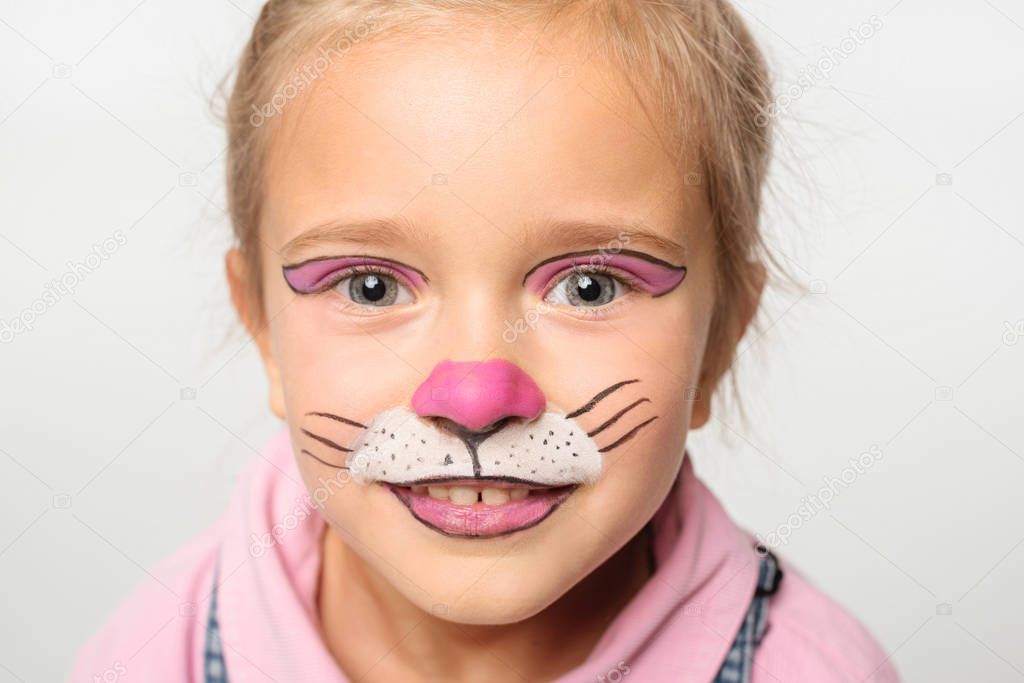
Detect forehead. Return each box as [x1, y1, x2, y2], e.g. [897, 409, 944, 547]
[261, 20, 706, 255]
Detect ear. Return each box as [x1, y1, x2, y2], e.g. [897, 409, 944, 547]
[688, 261, 766, 429]
[225, 248, 286, 420]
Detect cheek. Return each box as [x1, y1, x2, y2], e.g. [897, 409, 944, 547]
[631, 293, 711, 379]
[594, 381, 691, 495]
[566, 392, 688, 562]
[530, 297, 706, 413]
[294, 455, 382, 520]
[602, 332, 699, 506]
[269, 306, 422, 421]
[533, 305, 702, 526]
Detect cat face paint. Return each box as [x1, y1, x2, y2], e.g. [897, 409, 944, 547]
[298, 360, 658, 538]
[282, 255, 428, 294]
[523, 249, 687, 298]
[252, 31, 719, 624]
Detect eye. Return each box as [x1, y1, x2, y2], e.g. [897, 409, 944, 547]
[334, 271, 413, 307]
[544, 270, 622, 307]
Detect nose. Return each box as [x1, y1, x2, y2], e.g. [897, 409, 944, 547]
[411, 359, 545, 432]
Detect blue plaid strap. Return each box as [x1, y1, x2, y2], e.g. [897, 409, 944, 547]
[203, 566, 229, 683]
[712, 547, 783, 683]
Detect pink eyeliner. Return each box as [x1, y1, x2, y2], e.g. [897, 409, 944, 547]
[523, 249, 687, 297]
[282, 256, 428, 294]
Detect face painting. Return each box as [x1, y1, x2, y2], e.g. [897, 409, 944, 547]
[296, 359, 663, 538]
[238, 23, 722, 625]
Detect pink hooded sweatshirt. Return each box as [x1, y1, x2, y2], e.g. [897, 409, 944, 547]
[69, 424, 900, 682]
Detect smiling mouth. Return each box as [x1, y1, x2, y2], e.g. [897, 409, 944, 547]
[386, 478, 577, 538]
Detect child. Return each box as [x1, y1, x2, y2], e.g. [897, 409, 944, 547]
[70, 1, 899, 681]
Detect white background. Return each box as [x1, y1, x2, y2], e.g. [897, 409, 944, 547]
[1, 1, 1022, 681]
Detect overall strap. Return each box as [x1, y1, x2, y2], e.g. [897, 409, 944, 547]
[712, 546, 784, 682]
[203, 564, 230, 683]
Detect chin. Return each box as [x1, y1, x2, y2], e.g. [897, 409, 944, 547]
[423, 568, 569, 625]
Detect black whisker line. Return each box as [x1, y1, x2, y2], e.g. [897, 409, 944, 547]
[587, 398, 651, 438]
[301, 428, 353, 453]
[305, 411, 366, 429]
[565, 379, 640, 419]
[598, 416, 659, 453]
[301, 449, 349, 470]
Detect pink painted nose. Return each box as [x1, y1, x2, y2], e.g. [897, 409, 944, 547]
[411, 359, 545, 431]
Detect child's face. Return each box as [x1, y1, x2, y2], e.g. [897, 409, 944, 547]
[235, 24, 724, 623]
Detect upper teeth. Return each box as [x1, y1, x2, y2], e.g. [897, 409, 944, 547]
[410, 485, 530, 506]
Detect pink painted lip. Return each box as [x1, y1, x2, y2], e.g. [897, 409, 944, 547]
[388, 482, 576, 538]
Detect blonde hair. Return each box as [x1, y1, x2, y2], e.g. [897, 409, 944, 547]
[224, 0, 777, 399]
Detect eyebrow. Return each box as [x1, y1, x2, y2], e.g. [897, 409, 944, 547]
[279, 215, 689, 263]
[279, 216, 429, 261]
[522, 219, 690, 262]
